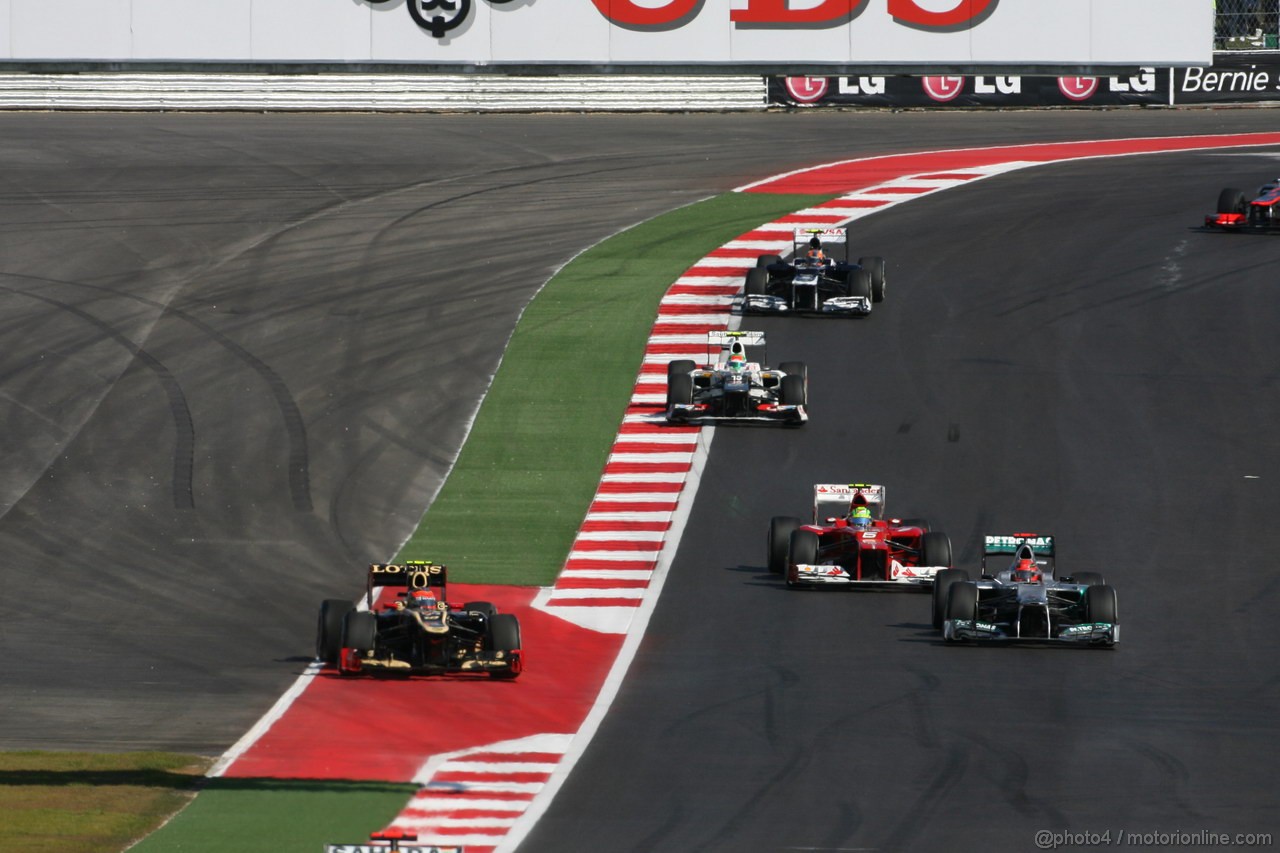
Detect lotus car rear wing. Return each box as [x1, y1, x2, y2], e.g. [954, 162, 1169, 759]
[813, 483, 885, 523]
[365, 560, 447, 609]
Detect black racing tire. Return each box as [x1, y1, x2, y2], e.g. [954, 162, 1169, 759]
[848, 268, 872, 301]
[932, 568, 970, 629]
[1070, 571, 1105, 588]
[778, 361, 807, 384]
[787, 529, 821, 587]
[667, 359, 696, 380]
[921, 531, 953, 568]
[898, 517, 930, 532]
[1217, 187, 1248, 215]
[487, 614, 522, 679]
[1086, 585, 1118, 624]
[858, 256, 886, 302]
[745, 268, 769, 297]
[317, 599, 353, 664]
[946, 581, 979, 623]
[667, 372, 694, 407]
[341, 611, 378, 653]
[768, 516, 803, 574]
[756, 253, 782, 268]
[781, 374, 807, 407]
[462, 601, 497, 618]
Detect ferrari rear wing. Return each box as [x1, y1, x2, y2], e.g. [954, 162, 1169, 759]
[813, 483, 885, 522]
[365, 560, 447, 608]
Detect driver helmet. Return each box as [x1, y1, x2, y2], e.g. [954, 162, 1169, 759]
[806, 236, 825, 262]
[850, 505, 872, 528]
[409, 589, 439, 609]
[727, 353, 747, 373]
[1012, 557, 1041, 583]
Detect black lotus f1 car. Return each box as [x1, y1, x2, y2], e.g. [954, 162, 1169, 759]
[316, 561, 522, 678]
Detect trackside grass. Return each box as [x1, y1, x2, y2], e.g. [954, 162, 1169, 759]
[126, 778, 417, 853]
[0, 751, 210, 853]
[395, 191, 828, 585]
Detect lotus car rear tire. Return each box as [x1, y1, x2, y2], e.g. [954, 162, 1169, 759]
[487, 613, 522, 679]
[462, 601, 497, 618]
[341, 611, 378, 654]
[317, 599, 353, 664]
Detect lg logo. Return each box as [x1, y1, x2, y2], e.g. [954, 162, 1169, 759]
[371, 0, 522, 39]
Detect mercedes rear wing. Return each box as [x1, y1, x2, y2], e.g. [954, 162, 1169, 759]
[981, 533, 1056, 574]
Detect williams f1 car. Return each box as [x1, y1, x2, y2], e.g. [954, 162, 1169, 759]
[1205, 179, 1280, 232]
[316, 561, 522, 678]
[666, 330, 807, 425]
[933, 533, 1118, 646]
[769, 483, 953, 589]
[744, 228, 885, 316]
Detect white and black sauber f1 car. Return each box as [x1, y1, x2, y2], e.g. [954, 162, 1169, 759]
[743, 228, 885, 316]
[933, 534, 1118, 647]
[666, 330, 807, 425]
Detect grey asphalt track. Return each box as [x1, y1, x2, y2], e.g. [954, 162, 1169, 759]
[520, 149, 1280, 851]
[1, 109, 1277, 756]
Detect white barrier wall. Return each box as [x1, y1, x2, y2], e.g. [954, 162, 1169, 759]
[0, 0, 1211, 67]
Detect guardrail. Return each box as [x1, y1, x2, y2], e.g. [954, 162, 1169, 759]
[0, 73, 768, 112]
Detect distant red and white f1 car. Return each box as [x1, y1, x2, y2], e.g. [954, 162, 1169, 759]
[768, 483, 953, 589]
[1205, 180, 1280, 232]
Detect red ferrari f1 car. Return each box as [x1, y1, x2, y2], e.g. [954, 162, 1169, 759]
[768, 483, 953, 589]
[1205, 180, 1280, 232]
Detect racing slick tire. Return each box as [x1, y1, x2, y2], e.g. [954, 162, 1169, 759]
[778, 361, 807, 385]
[317, 599, 353, 664]
[756, 253, 782, 268]
[921, 531, 953, 568]
[339, 612, 378, 674]
[667, 359, 696, 380]
[858, 256, 886, 303]
[745, 267, 769, 296]
[1217, 187, 1248, 215]
[781, 374, 807, 407]
[945, 581, 979, 630]
[768, 516, 803, 574]
[847, 268, 873, 302]
[666, 372, 694, 408]
[898, 518, 930, 532]
[487, 613, 522, 680]
[462, 601, 497, 618]
[1085, 584, 1118, 624]
[786, 529, 820, 587]
[932, 568, 970, 629]
[1070, 572, 1105, 587]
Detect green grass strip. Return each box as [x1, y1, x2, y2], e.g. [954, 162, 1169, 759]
[0, 751, 210, 853]
[128, 779, 417, 853]
[395, 191, 829, 585]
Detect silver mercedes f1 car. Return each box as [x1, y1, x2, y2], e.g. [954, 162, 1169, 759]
[933, 533, 1118, 647]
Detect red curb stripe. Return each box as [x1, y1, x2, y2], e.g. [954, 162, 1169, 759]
[587, 500, 678, 512]
[685, 264, 750, 277]
[863, 185, 934, 195]
[773, 212, 851, 224]
[666, 283, 741, 296]
[433, 771, 552, 784]
[644, 342, 704, 354]
[580, 520, 670, 532]
[454, 752, 564, 764]
[545, 598, 643, 608]
[618, 421, 698, 434]
[564, 557, 657, 570]
[609, 441, 697, 454]
[572, 540, 664, 552]
[658, 303, 734, 316]
[603, 461, 691, 475]
[912, 172, 987, 180]
[556, 577, 651, 589]
[596, 482, 683, 494]
[410, 790, 535, 802]
[651, 322, 727, 335]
